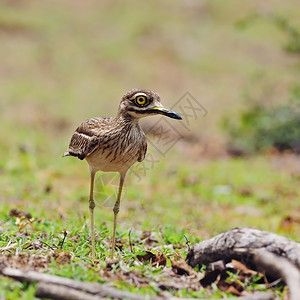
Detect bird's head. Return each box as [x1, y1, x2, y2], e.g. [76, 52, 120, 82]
[118, 89, 182, 120]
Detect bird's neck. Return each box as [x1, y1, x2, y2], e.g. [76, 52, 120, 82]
[116, 111, 140, 125]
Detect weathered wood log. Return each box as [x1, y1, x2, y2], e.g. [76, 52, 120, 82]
[186, 227, 300, 269]
[253, 249, 300, 300]
[35, 282, 106, 300]
[0, 266, 151, 300]
[237, 291, 274, 300]
[186, 227, 300, 299]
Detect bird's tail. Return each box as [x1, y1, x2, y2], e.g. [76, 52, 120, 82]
[62, 151, 70, 158]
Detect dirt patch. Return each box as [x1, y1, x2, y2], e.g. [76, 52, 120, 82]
[53, 252, 72, 265]
[0, 254, 50, 271]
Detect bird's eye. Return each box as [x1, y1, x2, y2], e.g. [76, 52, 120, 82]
[134, 95, 148, 107]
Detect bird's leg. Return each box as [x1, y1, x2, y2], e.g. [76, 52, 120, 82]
[89, 171, 96, 261]
[111, 172, 126, 257]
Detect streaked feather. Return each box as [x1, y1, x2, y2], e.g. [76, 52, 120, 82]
[65, 115, 147, 172]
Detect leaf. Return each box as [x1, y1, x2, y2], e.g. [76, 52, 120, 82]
[136, 251, 156, 263]
[171, 259, 197, 276]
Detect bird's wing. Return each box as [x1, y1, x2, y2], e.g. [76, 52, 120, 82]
[137, 135, 147, 162]
[65, 117, 111, 160]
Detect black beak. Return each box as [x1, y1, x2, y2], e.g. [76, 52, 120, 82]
[152, 104, 182, 120]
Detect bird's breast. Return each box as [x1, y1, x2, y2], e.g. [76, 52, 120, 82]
[86, 124, 146, 173]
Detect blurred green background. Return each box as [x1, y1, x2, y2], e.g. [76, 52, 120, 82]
[1, 0, 300, 245]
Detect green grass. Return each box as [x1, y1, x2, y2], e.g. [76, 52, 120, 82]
[1, 147, 298, 298]
[1, 0, 300, 298]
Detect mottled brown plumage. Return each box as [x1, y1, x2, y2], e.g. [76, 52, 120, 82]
[65, 116, 147, 174]
[64, 89, 182, 259]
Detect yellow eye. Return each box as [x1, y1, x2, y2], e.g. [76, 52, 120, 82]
[135, 95, 148, 106]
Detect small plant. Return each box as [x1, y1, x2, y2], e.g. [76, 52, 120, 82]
[273, 15, 300, 54]
[223, 86, 300, 154]
[229, 13, 300, 155]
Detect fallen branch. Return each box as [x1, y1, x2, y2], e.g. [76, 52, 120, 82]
[35, 283, 106, 300]
[237, 291, 274, 300]
[0, 266, 151, 300]
[186, 227, 300, 299]
[186, 227, 300, 269]
[253, 249, 300, 300]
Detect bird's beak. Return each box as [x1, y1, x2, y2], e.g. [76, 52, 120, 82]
[152, 104, 182, 120]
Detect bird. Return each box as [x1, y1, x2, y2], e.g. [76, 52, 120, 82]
[63, 89, 182, 259]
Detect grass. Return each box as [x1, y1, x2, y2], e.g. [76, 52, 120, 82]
[1, 0, 300, 298]
[1, 147, 299, 298]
